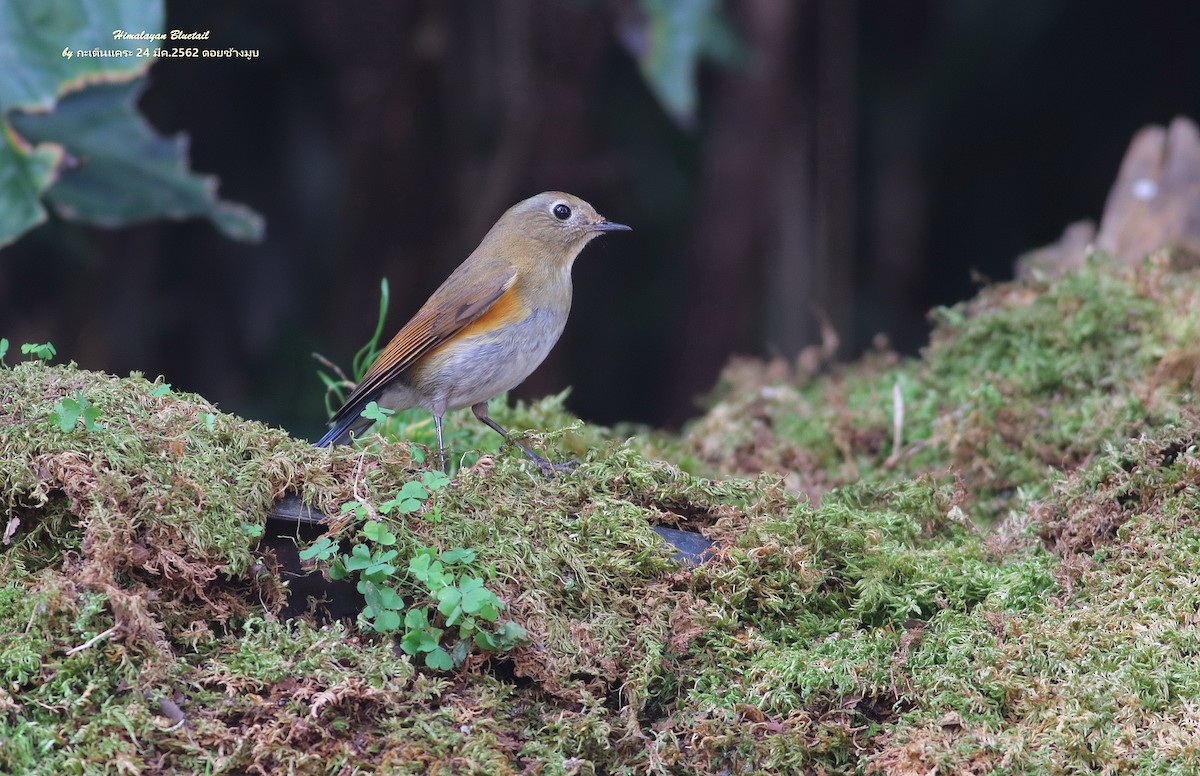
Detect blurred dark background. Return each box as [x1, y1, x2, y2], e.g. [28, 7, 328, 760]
[3, 0, 1199, 438]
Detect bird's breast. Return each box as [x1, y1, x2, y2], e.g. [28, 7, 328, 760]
[414, 286, 571, 411]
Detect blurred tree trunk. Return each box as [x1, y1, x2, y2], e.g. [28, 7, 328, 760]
[669, 0, 857, 423]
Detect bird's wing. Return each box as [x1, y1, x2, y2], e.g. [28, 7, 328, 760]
[328, 266, 519, 427]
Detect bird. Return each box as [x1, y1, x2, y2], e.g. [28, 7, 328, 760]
[317, 191, 630, 471]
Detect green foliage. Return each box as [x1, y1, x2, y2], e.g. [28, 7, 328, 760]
[0, 0, 262, 247]
[297, 535, 338, 563]
[319, 278, 392, 417]
[360, 400, 394, 423]
[302, 471, 525, 669]
[20, 341, 56, 361]
[52, 391, 103, 432]
[678, 257, 1199, 523]
[11, 81, 263, 242]
[0, 339, 60, 367]
[398, 546, 526, 669]
[352, 277, 391, 382]
[634, 0, 744, 127]
[0, 339, 58, 367]
[380, 470, 451, 516]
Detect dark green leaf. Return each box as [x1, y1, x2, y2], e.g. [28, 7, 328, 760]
[0, 1, 160, 113]
[0, 126, 62, 246]
[10, 80, 263, 243]
[474, 630, 499, 651]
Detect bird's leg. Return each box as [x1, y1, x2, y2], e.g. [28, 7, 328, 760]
[471, 402, 575, 474]
[433, 412, 447, 472]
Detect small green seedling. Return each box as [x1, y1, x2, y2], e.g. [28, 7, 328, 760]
[54, 392, 103, 432]
[298, 536, 339, 563]
[22, 342, 56, 361]
[379, 471, 450, 517]
[360, 401, 395, 423]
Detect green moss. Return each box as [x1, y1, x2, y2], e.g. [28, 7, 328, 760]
[873, 415, 1200, 773]
[2, 258, 1199, 772]
[678, 257, 1199, 524]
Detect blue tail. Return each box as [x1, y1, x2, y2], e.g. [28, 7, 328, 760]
[316, 408, 372, 447]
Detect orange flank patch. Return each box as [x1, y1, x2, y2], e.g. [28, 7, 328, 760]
[454, 285, 528, 340]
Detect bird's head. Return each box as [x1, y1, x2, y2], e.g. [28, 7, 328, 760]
[494, 191, 630, 267]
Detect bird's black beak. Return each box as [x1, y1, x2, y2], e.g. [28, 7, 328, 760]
[592, 218, 631, 232]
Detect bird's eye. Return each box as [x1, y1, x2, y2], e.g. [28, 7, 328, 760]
[552, 203, 571, 221]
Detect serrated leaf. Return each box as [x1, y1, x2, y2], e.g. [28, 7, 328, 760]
[0, 122, 63, 246]
[0, 0, 161, 113]
[9, 79, 263, 242]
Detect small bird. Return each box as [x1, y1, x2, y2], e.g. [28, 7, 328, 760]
[317, 191, 630, 470]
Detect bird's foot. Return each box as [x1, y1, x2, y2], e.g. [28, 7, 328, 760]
[515, 441, 577, 476]
[534, 457, 578, 476]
